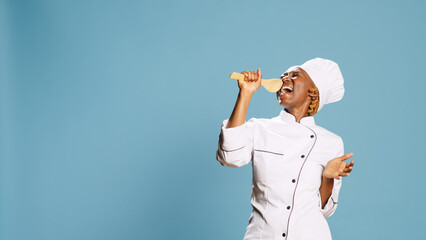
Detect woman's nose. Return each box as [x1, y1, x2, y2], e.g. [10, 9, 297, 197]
[282, 77, 291, 83]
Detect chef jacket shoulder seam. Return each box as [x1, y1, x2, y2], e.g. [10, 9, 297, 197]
[313, 125, 342, 140]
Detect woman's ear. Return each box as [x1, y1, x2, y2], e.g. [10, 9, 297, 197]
[308, 87, 319, 97]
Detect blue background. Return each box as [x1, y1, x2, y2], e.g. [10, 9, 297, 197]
[1, 0, 425, 239]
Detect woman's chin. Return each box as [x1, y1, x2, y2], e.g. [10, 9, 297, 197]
[278, 96, 291, 105]
[277, 92, 293, 107]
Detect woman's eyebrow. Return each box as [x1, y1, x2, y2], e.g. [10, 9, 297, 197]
[280, 71, 299, 78]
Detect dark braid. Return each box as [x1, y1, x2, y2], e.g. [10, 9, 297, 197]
[307, 87, 319, 116]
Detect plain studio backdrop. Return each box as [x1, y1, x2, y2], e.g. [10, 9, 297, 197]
[1, 0, 425, 239]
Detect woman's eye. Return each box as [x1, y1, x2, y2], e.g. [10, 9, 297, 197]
[290, 74, 297, 79]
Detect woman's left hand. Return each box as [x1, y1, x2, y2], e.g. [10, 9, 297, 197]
[323, 153, 354, 180]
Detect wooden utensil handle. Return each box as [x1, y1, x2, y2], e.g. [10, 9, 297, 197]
[230, 72, 278, 81]
[229, 72, 245, 81]
[230, 72, 282, 92]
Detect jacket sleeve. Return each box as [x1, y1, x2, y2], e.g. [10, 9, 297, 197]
[320, 136, 344, 218]
[215, 118, 255, 168]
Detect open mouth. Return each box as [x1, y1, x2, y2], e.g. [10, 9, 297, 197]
[280, 85, 293, 94]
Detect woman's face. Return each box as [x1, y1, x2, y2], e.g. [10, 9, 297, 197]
[276, 67, 317, 110]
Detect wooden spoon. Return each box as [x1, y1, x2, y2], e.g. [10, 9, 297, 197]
[229, 72, 282, 93]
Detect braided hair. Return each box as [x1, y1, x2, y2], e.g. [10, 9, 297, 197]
[307, 87, 319, 116]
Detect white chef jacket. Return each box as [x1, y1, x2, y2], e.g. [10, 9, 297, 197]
[216, 109, 344, 240]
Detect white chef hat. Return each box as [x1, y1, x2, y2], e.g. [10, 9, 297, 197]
[296, 57, 345, 112]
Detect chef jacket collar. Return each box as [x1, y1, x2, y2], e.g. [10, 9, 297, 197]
[279, 109, 316, 126]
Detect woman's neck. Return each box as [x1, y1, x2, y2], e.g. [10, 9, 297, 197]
[284, 102, 310, 123]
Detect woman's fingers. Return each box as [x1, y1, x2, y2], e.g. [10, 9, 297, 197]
[345, 165, 353, 170]
[339, 152, 354, 161]
[342, 162, 353, 172]
[325, 153, 354, 180]
[340, 167, 353, 176]
[241, 69, 262, 82]
[242, 71, 248, 80]
[344, 160, 354, 172]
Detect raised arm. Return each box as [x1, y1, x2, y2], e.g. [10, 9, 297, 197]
[226, 69, 262, 128]
[216, 69, 262, 168]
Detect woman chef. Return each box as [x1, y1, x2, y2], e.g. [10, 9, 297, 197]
[216, 58, 354, 240]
